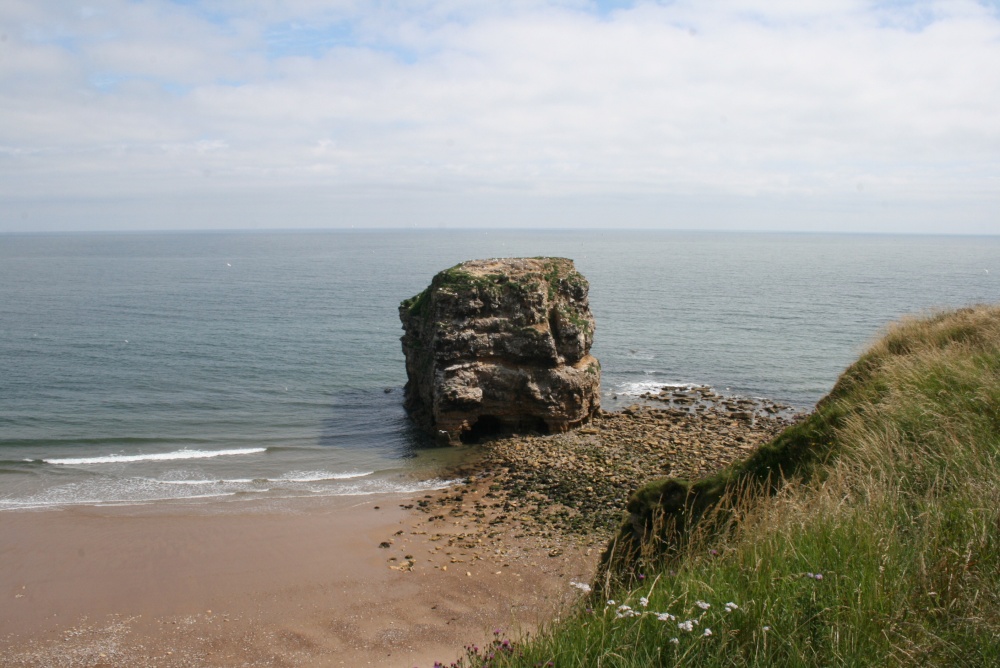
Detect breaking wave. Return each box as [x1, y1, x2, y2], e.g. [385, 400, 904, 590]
[43, 448, 267, 466]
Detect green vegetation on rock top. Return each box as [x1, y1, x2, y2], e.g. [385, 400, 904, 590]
[399, 258, 588, 319]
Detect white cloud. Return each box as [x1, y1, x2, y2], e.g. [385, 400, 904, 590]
[0, 0, 998, 231]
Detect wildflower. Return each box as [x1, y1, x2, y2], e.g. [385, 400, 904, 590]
[657, 612, 676, 622]
[570, 581, 592, 593]
[762, 626, 771, 632]
[703, 628, 713, 637]
[724, 602, 739, 612]
[709, 549, 719, 556]
[638, 573, 646, 581]
[695, 600, 711, 610]
[678, 620, 695, 633]
[669, 637, 680, 645]
[616, 604, 639, 618]
[607, 600, 615, 606]
[639, 596, 649, 608]
[815, 573, 824, 581]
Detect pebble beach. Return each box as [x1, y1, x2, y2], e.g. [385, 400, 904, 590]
[399, 386, 801, 561]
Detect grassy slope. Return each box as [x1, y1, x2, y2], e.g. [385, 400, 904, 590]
[470, 305, 1000, 667]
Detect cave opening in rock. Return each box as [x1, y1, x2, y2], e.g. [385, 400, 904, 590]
[461, 415, 505, 444]
[460, 415, 549, 444]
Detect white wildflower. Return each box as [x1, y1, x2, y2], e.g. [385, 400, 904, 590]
[639, 596, 649, 608]
[724, 602, 739, 612]
[607, 600, 615, 607]
[669, 637, 680, 645]
[703, 628, 713, 637]
[762, 626, 771, 632]
[695, 600, 711, 610]
[657, 612, 676, 622]
[570, 581, 592, 593]
[678, 620, 695, 633]
[616, 604, 639, 619]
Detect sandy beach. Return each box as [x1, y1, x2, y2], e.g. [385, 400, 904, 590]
[0, 489, 598, 668]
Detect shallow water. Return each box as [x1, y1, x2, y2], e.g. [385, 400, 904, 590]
[1, 230, 995, 510]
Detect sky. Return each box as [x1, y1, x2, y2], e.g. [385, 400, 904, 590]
[1, 0, 998, 234]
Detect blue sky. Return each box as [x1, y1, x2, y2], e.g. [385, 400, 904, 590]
[1, 0, 998, 233]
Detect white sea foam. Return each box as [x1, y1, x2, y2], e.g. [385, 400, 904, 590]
[154, 471, 373, 486]
[0, 473, 458, 511]
[275, 470, 373, 483]
[0, 491, 240, 511]
[615, 380, 703, 397]
[43, 447, 267, 466]
[156, 478, 255, 486]
[315, 477, 462, 497]
[0, 477, 241, 511]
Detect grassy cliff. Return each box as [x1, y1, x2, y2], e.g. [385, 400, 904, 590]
[467, 305, 1000, 667]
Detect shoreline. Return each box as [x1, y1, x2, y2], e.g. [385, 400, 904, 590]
[1, 389, 800, 667]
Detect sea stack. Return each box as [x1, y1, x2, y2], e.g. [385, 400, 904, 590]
[399, 258, 601, 445]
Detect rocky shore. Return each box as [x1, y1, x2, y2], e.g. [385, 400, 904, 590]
[388, 386, 804, 570]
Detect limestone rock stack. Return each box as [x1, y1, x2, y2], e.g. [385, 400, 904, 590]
[399, 258, 601, 444]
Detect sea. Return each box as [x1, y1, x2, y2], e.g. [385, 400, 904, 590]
[0, 230, 996, 511]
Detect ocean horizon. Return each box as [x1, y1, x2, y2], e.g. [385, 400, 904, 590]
[1, 229, 996, 511]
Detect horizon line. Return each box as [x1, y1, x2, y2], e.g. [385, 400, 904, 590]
[2, 227, 998, 239]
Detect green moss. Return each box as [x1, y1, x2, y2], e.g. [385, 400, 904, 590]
[559, 304, 592, 335]
[402, 287, 431, 318]
[401, 264, 493, 318]
[402, 258, 588, 322]
[526, 257, 583, 301]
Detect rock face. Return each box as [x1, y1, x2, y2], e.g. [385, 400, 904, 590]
[399, 257, 601, 444]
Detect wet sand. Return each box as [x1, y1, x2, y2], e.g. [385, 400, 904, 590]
[0, 492, 598, 668]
